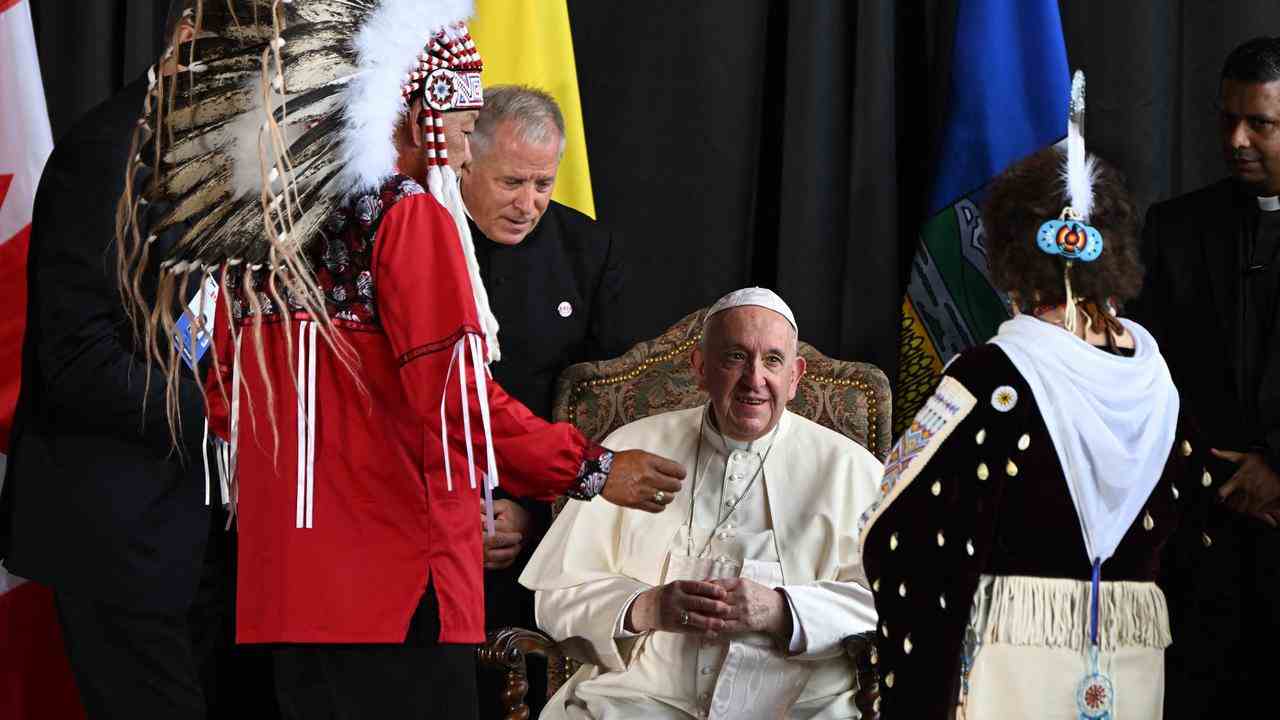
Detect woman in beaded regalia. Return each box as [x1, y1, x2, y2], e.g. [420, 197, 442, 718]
[858, 73, 1225, 719]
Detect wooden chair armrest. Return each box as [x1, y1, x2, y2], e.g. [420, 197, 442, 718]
[843, 631, 880, 719]
[475, 626, 575, 720]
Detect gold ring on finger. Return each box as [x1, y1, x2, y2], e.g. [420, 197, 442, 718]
[654, 490, 666, 504]
[680, 610, 690, 626]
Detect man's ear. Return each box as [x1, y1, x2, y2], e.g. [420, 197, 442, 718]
[787, 355, 806, 401]
[691, 346, 708, 391]
[406, 98, 425, 149]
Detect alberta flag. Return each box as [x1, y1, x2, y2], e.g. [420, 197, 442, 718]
[894, 0, 1070, 434]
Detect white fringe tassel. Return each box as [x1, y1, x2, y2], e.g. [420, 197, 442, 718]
[293, 320, 318, 529]
[437, 333, 500, 537]
[975, 574, 1172, 653]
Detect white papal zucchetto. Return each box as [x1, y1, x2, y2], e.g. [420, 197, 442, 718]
[704, 287, 798, 335]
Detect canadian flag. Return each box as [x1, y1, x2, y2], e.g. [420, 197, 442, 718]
[0, 0, 85, 717]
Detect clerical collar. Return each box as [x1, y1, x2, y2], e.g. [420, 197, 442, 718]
[1258, 195, 1280, 212]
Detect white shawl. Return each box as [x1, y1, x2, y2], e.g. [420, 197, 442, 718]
[989, 315, 1179, 564]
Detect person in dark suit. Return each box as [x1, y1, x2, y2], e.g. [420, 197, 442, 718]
[0, 51, 265, 718]
[1130, 36, 1280, 720]
[459, 85, 630, 719]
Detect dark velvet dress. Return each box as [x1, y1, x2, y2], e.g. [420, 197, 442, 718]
[859, 344, 1223, 718]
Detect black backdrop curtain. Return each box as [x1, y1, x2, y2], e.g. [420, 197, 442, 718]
[566, 0, 915, 377]
[29, 1, 170, 142]
[26, 0, 1280, 392]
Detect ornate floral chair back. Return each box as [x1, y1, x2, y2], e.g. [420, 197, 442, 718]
[479, 307, 891, 720]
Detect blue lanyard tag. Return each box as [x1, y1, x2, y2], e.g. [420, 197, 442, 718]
[174, 276, 219, 371]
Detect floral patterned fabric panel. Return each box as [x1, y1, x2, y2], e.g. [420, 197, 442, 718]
[228, 175, 425, 326]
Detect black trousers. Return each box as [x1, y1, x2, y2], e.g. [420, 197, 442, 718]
[55, 589, 207, 719]
[273, 582, 479, 720]
[53, 508, 278, 720]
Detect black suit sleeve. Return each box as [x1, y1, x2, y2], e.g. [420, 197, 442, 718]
[1129, 203, 1168, 342]
[585, 228, 630, 359]
[28, 149, 205, 460]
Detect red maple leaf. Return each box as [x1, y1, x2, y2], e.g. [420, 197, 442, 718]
[0, 173, 21, 247]
[0, 174, 13, 215]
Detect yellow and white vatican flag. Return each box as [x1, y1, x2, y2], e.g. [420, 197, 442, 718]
[470, 0, 596, 218]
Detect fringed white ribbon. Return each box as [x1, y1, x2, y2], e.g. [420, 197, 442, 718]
[458, 340, 477, 491]
[227, 328, 242, 526]
[293, 320, 318, 529]
[439, 337, 478, 493]
[202, 418, 212, 506]
[295, 322, 307, 528]
[306, 321, 317, 528]
[439, 339, 457, 492]
[436, 332, 501, 537]
[215, 439, 231, 507]
[468, 334, 499, 537]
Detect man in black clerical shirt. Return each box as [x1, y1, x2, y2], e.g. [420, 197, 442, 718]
[459, 85, 630, 719]
[1131, 36, 1280, 719]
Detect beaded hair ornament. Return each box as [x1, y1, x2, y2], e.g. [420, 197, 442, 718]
[1035, 70, 1104, 334]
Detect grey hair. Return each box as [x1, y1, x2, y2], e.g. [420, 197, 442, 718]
[471, 85, 567, 160]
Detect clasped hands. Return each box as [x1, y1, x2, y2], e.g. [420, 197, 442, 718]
[624, 578, 793, 643]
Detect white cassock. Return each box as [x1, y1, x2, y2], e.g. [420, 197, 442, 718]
[520, 406, 882, 720]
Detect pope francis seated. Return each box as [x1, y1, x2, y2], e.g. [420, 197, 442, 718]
[520, 288, 882, 720]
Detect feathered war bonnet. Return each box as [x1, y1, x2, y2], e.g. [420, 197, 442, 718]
[116, 0, 500, 443]
[1034, 70, 1106, 333]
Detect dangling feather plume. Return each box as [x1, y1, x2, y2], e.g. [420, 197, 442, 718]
[116, 0, 493, 450]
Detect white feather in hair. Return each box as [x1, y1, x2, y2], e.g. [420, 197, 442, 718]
[1061, 70, 1099, 221]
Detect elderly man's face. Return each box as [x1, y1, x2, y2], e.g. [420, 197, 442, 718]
[442, 109, 479, 173]
[692, 306, 805, 442]
[461, 119, 560, 245]
[1221, 79, 1280, 195]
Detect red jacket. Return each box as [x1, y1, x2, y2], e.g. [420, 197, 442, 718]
[207, 176, 596, 643]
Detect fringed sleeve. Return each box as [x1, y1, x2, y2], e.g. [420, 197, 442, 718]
[374, 193, 594, 502]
